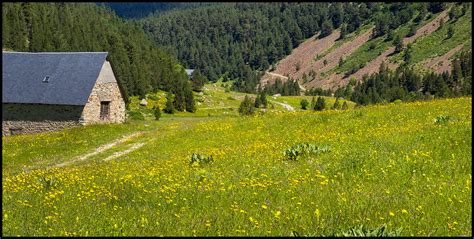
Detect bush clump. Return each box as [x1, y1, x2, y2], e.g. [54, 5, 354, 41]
[128, 111, 145, 120]
[283, 143, 330, 161]
[189, 153, 214, 166]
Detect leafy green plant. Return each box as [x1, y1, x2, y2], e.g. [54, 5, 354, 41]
[189, 153, 214, 166]
[434, 115, 450, 124]
[353, 111, 363, 117]
[283, 143, 330, 161]
[293, 224, 402, 237]
[333, 224, 403, 237]
[37, 175, 59, 191]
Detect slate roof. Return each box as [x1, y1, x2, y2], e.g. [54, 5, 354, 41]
[2, 52, 108, 106]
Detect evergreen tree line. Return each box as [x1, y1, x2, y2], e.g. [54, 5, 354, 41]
[262, 79, 301, 96]
[337, 51, 472, 106]
[238, 91, 268, 116]
[140, 2, 402, 92]
[302, 96, 348, 111]
[99, 3, 211, 19]
[2, 2, 195, 112]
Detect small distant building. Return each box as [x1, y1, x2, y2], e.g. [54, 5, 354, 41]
[2, 52, 126, 136]
[185, 69, 194, 78]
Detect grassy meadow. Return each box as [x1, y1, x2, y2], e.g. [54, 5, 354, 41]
[2, 97, 472, 236]
[127, 81, 355, 119]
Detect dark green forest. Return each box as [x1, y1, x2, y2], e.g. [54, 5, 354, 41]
[139, 2, 440, 93]
[2, 2, 195, 111]
[99, 2, 214, 19]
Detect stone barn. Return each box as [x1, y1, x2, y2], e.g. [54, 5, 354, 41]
[2, 52, 126, 136]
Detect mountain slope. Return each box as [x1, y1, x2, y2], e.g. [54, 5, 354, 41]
[261, 5, 472, 90]
[140, 2, 391, 92]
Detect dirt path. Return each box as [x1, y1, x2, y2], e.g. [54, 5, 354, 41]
[265, 71, 288, 80]
[261, 71, 306, 92]
[270, 100, 295, 111]
[102, 142, 146, 162]
[53, 132, 144, 168]
[423, 43, 464, 74]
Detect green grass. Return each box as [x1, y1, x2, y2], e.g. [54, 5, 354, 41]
[3, 97, 471, 236]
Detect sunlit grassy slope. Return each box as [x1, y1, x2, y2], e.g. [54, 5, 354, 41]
[2, 97, 471, 236]
[127, 81, 355, 119]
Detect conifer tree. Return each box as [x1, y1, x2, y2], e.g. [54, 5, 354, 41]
[164, 92, 175, 114]
[259, 91, 268, 108]
[314, 96, 326, 111]
[239, 95, 255, 116]
[185, 86, 196, 113]
[393, 34, 403, 53]
[300, 99, 309, 110]
[447, 25, 454, 39]
[254, 94, 262, 108]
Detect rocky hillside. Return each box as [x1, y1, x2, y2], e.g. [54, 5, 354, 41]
[263, 3, 471, 91]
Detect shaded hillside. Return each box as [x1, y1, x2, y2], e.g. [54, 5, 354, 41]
[2, 2, 194, 108]
[140, 2, 394, 92]
[99, 3, 215, 19]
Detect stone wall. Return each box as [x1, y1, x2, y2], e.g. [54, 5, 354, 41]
[80, 61, 126, 124]
[2, 104, 83, 136]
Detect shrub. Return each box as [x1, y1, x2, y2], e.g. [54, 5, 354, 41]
[314, 96, 326, 111]
[227, 96, 236, 100]
[189, 153, 213, 166]
[153, 106, 161, 120]
[368, 41, 376, 50]
[283, 143, 330, 161]
[239, 95, 255, 116]
[300, 99, 309, 110]
[128, 111, 145, 120]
